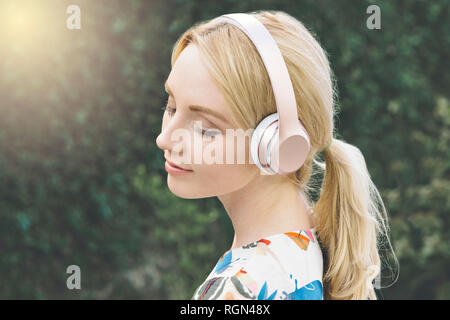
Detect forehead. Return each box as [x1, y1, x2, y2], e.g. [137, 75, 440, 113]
[167, 45, 230, 116]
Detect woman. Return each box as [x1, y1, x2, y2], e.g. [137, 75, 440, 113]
[156, 10, 397, 300]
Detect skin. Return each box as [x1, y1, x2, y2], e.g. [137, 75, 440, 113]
[156, 44, 314, 250]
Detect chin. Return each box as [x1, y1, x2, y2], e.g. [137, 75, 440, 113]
[167, 176, 205, 199]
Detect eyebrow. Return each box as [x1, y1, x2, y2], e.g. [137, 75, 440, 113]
[164, 80, 230, 125]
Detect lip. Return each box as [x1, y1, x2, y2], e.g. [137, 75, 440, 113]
[165, 159, 193, 175]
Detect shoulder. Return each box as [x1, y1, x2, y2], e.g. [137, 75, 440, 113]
[191, 274, 257, 300]
[192, 230, 324, 300]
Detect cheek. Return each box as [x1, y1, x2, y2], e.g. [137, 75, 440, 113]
[201, 131, 252, 165]
[189, 162, 256, 196]
[193, 133, 254, 183]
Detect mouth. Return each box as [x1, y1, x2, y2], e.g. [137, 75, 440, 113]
[165, 158, 193, 172]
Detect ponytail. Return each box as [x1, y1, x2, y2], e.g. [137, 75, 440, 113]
[312, 137, 397, 299]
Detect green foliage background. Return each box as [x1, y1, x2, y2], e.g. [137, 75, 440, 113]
[0, 0, 448, 299]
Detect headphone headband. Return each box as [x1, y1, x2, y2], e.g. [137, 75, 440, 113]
[212, 13, 311, 174]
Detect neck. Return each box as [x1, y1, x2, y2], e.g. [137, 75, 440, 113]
[218, 174, 314, 250]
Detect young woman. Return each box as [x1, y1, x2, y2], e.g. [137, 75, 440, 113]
[156, 10, 397, 300]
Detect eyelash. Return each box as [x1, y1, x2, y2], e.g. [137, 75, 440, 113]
[161, 103, 220, 137]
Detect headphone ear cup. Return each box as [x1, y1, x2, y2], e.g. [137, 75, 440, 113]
[251, 113, 310, 175]
[266, 125, 279, 172]
[275, 123, 310, 174]
[250, 113, 279, 175]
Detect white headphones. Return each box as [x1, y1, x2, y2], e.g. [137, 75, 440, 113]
[212, 13, 311, 175]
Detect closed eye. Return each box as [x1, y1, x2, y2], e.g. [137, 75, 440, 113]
[161, 105, 176, 116]
[161, 104, 221, 137]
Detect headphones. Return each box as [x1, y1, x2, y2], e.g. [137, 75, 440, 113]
[211, 13, 311, 175]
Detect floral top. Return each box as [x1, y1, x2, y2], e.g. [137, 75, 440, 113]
[191, 227, 323, 300]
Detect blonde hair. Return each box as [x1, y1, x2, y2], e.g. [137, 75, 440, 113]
[170, 10, 398, 299]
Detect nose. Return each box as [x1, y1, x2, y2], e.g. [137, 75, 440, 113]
[155, 116, 191, 160]
[156, 111, 176, 152]
[156, 130, 168, 152]
[156, 125, 175, 153]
